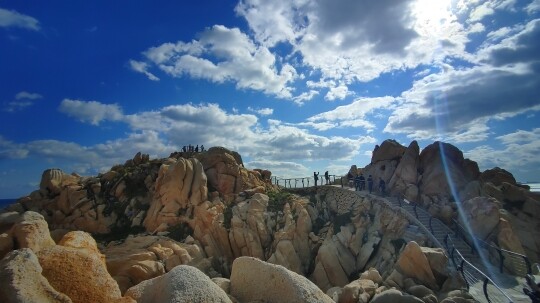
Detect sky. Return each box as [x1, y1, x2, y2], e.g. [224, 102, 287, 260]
[1, 0, 539, 198]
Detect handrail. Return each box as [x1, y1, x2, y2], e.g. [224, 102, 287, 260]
[445, 234, 514, 303]
[451, 218, 532, 276]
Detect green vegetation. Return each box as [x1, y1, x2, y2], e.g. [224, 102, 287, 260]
[267, 190, 292, 212]
[167, 223, 194, 242]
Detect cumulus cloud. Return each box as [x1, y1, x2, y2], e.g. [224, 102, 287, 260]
[464, 128, 540, 177]
[133, 25, 298, 99]
[384, 19, 540, 142]
[0, 7, 40, 31]
[307, 96, 396, 132]
[0, 136, 29, 159]
[527, 0, 540, 13]
[59, 99, 124, 125]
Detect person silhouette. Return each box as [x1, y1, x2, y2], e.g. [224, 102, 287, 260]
[314, 172, 320, 186]
[367, 175, 373, 194]
[324, 171, 330, 185]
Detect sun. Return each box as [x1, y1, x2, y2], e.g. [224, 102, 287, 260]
[412, 0, 455, 29]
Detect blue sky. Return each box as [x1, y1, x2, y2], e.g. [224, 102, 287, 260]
[1, 0, 540, 198]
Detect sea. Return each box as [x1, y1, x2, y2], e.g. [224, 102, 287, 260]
[527, 182, 540, 193]
[0, 199, 17, 210]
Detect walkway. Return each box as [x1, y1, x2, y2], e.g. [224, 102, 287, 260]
[348, 188, 530, 303]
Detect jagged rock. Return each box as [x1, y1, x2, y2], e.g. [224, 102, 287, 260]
[371, 140, 407, 163]
[102, 235, 210, 293]
[11, 211, 56, 254]
[388, 141, 419, 197]
[144, 157, 208, 232]
[0, 211, 21, 232]
[38, 231, 134, 303]
[360, 268, 383, 284]
[419, 142, 478, 197]
[338, 279, 377, 303]
[480, 167, 516, 186]
[0, 248, 72, 303]
[125, 265, 231, 303]
[459, 196, 500, 239]
[230, 256, 334, 303]
[212, 277, 231, 294]
[395, 241, 439, 290]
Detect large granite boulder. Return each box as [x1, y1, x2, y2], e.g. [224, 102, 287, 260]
[388, 140, 420, 199]
[0, 248, 72, 303]
[125, 265, 231, 303]
[38, 231, 134, 303]
[11, 211, 56, 254]
[230, 256, 334, 303]
[459, 196, 500, 239]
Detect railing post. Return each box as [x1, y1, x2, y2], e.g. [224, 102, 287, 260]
[340, 177, 343, 188]
[498, 249, 504, 274]
[459, 260, 469, 291]
[482, 278, 490, 303]
[428, 216, 434, 234]
[413, 203, 418, 218]
[523, 255, 532, 275]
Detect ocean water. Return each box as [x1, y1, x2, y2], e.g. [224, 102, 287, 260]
[526, 183, 540, 192]
[0, 199, 16, 210]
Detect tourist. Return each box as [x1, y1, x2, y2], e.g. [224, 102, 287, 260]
[379, 178, 386, 196]
[200, 145, 205, 152]
[324, 171, 330, 185]
[314, 172, 320, 186]
[367, 175, 373, 194]
[347, 172, 354, 188]
[195, 145, 199, 152]
[359, 174, 365, 191]
[354, 174, 361, 191]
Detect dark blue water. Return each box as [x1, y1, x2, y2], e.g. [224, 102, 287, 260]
[0, 199, 16, 210]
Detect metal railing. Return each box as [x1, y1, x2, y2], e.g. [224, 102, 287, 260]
[395, 195, 514, 303]
[445, 235, 514, 303]
[451, 219, 532, 277]
[271, 175, 342, 188]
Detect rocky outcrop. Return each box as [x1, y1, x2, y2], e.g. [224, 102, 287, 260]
[37, 231, 135, 303]
[230, 256, 334, 303]
[0, 248, 72, 303]
[459, 196, 500, 239]
[125, 265, 231, 303]
[388, 141, 420, 201]
[11, 211, 56, 254]
[102, 235, 215, 293]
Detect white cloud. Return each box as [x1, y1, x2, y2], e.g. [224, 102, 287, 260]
[325, 84, 351, 101]
[247, 107, 273, 116]
[0, 7, 40, 31]
[133, 25, 298, 99]
[308, 96, 396, 132]
[0, 136, 29, 159]
[527, 0, 540, 13]
[58, 99, 123, 125]
[292, 90, 320, 104]
[129, 60, 159, 81]
[464, 128, 540, 177]
[3, 91, 42, 112]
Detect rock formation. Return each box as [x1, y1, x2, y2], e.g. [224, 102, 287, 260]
[2, 143, 531, 302]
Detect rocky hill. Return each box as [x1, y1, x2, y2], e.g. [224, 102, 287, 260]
[0, 141, 537, 302]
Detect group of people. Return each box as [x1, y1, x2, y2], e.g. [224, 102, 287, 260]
[313, 171, 332, 186]
[347, 172, 385, 195]
[182, 144, 205, 153]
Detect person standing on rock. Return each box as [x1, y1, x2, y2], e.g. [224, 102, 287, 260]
[359, 174, 365, 191]
[324, 171, 329, 185]
[354, 174, 361, 191]
[367, 175, 373, 194]
[347, 172, 354, 188]
[379, 178, 386, 196]
[314, 172, 319, 186]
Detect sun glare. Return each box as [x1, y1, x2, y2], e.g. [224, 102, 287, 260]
[413, 0, 455, 35]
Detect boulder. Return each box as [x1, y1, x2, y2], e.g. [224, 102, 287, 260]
[395, 241, 439, 290]
[371, 140, 406, 163]
[0, 248, 72, 303]
[459, 196, 500, 239]
[38, 231, 134, 303]
[11, 211, 56, 254]
[339, 279, 377, 303]
[480, 167, 516, 186]
[230, 256, 334, 303]
[125, 265, 231, 303]
[0, 233, 14, 259]
[388, 141, 419, 195]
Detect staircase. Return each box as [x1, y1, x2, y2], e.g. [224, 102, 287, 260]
[379, 194, 531, 303]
